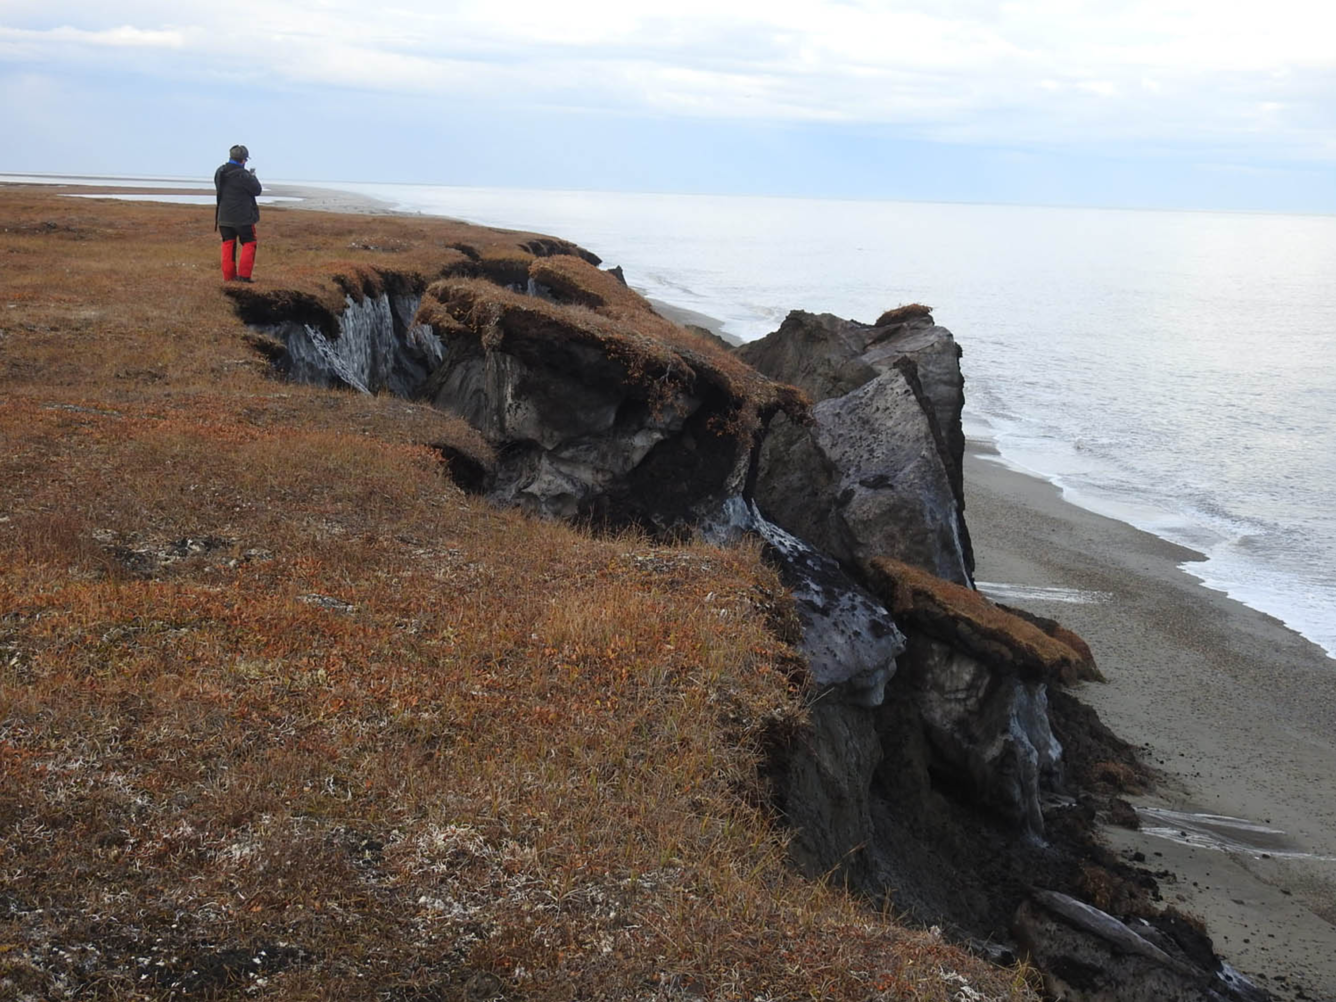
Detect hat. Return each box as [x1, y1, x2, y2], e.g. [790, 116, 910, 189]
[229, 144, 250, 161]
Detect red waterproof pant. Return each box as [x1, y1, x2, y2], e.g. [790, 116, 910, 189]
[219, 225, 257, 280]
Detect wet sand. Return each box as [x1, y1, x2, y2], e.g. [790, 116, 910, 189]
[264, 183, 402, 215]
[645, 297, 737, 343]
[966, 441, 1336, 1000]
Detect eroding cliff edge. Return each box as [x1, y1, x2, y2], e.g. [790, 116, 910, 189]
[234, 246, 1269, 1002]
[239, 248, 804, 531]
[412, 261, 803, 527]
[738, 305, 973, 584]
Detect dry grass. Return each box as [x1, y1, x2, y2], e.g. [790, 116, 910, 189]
[0, 188, 1035, 1001]
[1076, 863, 1151, 917]
[994, 605, 1103, 685]
[873, 304, 934, 327]
[528, 255, 639, 313]
[866, 558, 1080, 680]
[526, 256, 791, 408]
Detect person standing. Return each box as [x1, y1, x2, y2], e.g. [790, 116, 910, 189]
[214, 144, 262, 282]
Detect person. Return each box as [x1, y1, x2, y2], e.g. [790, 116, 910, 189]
[214, 144, 262, 282]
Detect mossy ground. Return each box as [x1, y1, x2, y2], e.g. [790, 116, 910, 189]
[0, 189, 1037, 1001]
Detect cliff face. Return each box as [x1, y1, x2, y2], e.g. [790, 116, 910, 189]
[412, 271, 800, 527]
[245, 250, 802, 531]
[238, 254, 1266, 1002]
[738, 308, 973, 583]
[253, 290, 440, 396]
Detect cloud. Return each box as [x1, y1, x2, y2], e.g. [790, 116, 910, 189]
[2, 0, 1334, 161]
[0, 23, 185, 49]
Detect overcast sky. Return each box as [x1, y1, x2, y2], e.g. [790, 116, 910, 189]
[3, 1, 1333, 211]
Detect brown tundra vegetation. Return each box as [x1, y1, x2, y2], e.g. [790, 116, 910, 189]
[0, 188, 1038, 1001]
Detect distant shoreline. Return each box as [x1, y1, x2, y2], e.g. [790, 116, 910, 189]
[645, 297, 736, 343]
[0, 173, 410, 217]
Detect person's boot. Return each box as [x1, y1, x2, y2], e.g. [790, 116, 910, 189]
[220, 240, 236, 281]
[237, 240, 257, 282]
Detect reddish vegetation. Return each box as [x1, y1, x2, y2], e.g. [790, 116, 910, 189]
[997, 603, 1104, 684]
[874, 303, 934, 327]
[520, 255, 805, 416]
[866, 557, 1082, 679]
[0, 189, 1036, 1000]
[529, 254, 638, 313]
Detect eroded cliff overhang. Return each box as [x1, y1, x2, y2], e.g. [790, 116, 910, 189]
[234, 242, 806, 532]
[411, 258, 806, 527]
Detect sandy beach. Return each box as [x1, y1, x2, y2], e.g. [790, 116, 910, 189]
[266, 182, 400, 214]
[966, 442, 1336, 1000]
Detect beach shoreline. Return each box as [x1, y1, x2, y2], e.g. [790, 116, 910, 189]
[966, 440, 1336, 1000]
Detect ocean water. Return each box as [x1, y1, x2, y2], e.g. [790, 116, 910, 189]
[294, 181, 1336, 660]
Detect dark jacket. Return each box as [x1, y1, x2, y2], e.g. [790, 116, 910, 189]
[214, 162, 262, 229]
